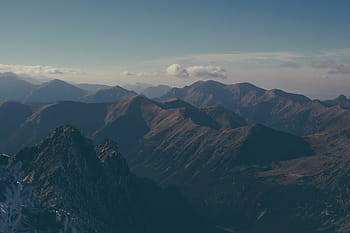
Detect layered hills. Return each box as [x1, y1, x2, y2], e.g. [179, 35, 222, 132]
[1, 77, 350, 232]
[0, 73, 137, 103]
[0, 96, 246, 154]
[0, 72, 36, 101]
[160, 80, 348, 135]
[0, 95, 329, 232]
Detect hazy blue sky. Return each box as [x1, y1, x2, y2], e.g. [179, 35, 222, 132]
[0, 0, 350, 98]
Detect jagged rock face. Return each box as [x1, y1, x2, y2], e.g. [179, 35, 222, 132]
[0, 153, 71, 233]
[0, 126, 214, 233]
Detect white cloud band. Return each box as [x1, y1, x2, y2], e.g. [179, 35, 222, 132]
[166, 64, 227, 79]
[0, 64, 81, 76]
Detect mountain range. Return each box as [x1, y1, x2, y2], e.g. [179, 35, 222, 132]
[0, 72, 137, 103]
[1, 73, 348, 134]
[0, 93, 349, 232]
[1, 73, 350, 232]
[160, 80, 348, 135]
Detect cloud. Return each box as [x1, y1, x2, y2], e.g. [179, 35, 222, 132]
[121, 71, 134, 76]
[187, 65, 227, 79]
[312, 60, 350, 74]
[121, 71, 145, 77]
[166, 64, 227, 79]
[0, 64, 80, 76]
[328, 64, 350, 74]
[311, 60, 338, 69]
[166, 64, 189, 78]
[280, 61, 301, 68]
[170, 52, 305, 64]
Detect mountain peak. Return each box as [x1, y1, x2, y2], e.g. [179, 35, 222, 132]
[32, 125, 91, 160]
[17, 125, 103, 191]
[45, 79, 73, 87]
[321, 94, 350, 110]
[227, 82, 266, 93]
[80, 85, 137, 103]
[192, 79, 226, 88]
[234, 82, 264, 90]
[336, 94, 348, 100]
[263, 89, 311, 103]
[25, 79, 86, 103]
[10, 127, 211, 233]
[47, 125, 82, 139]
[127, 94, 154, 105]
[0, 74, 35, 102]
[141, 84, 172, 98]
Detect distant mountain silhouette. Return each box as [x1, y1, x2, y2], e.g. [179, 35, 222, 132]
[141, 85, 172, 98]
[0, 126, 214, 233]
[160, 80, 348, 135]
[24, 79, 87, 103]
[123, 82, 153, 93]
[80, 86, 137, 103]
[0, 73, 139, 104]
[75, 83, 111, 92]
[0, 72, 36, 101]
[321, 94, 350, 110]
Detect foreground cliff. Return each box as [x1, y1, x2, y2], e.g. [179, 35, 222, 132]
[0, 126, 215, 233]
